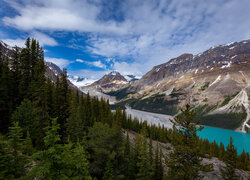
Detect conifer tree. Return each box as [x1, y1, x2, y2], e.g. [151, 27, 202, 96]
[136, 127, 152, 180]
[0, 135, 13, 179]
[19, 38, 31, 98]
[220, 137, 239, 180]
[153, 143, 163, 180]
[166, 104, 204, 180]
[10, 46, 21, 107]
[123, 132, 135, 180]
[0, 55, 12, 133]
[219, 142, 225, 160]
[23, 131, 34, 156]
[28, 118, 91, 179]
[103, 157, 115, 180]
[8, 122, 28, 178]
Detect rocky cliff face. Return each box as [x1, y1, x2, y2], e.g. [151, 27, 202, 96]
[113, 39, 250, 132]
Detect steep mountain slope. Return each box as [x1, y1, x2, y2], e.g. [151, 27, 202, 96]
[82, 71, 129, 93]
[111, 39, 250, 132]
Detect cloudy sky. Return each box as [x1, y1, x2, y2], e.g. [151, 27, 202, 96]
[1, 0, 250, 80]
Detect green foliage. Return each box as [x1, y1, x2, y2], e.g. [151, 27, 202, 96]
[199, 82, 210, 91]
[220, 137, 239, 180]
[88, 122, 121, 179]
[201, 113, 246, 130]
[112, 95, 178, 115]
[135, 133, 152, 180]
[153, 143, 163, 180]
[106, 86, 132, 100]
[28, 119, 91, 179]
[8, 122, 29, 178]
[220, 92, 239, 107]
[0, 135, 14, 179]
[103, 158, 115, 180]
[166, 104, 205, 180]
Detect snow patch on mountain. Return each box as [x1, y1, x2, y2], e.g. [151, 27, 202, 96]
[68, 76, 96, 87]
[209, 75, 221, 87]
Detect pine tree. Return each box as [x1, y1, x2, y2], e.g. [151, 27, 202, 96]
[8, 122, 28, 178]
[28, 118, 91, 179]
[10, 46, 21, 107]
[153, 143, 163, 180]
[220, 137, 239, 180]
[19, 37, 31, 98]
[166, 104, 204, 180]
[123, 132, 135, 180]
[136, 127, 152, 180]
[54, 69, 70, 139]
[23, 131, 34, 156]
[219, 142, 225, 160]
[0, 135, 13, 179]
[103, 157, 115, 180]
[0, 55, 13, 133]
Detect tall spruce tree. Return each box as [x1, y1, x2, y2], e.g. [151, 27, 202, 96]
[153, 143, 163, 180]
[8, 122, 28, 178]
[103, 157, 115, 180]
[0, 135, 13, 179]
[220, 137, 239, 180]
[136, 126, 152, 180]
[166, 104, 204, 180]
[0, 55, 12, 133]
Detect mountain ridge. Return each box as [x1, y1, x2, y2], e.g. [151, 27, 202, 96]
[107, 39, 250, 132]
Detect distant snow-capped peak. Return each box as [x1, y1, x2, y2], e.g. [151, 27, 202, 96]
[68, 76, 96, 87]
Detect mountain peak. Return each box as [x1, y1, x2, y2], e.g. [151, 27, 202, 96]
[82, 71, 128, 93]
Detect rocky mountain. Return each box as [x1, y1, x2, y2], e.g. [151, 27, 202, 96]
[110, 39, 250, 132]
[82, 71, 129, 93]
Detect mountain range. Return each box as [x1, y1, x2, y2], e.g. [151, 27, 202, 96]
[91, 39, 250, 133]
[1, 39, 249, 133]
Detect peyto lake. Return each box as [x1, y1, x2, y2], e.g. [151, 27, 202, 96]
[198, 126, 250, 155]
[126, 108, 250, 155]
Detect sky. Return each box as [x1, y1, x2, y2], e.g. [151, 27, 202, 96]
[1, 0, 250, 81]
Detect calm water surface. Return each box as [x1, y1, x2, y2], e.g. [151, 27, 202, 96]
[198, 126, 250, 154]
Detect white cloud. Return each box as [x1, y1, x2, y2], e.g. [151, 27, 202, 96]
[1, 38, 26, 48]
[45, 57, 72, 69]
[76, 59, 84, 63]
[68, 69, 107, 80]
[3, 0, 127, 35]
[113, 61, 143, 77]
[31, 31, 58, 46]
[2, 31, 58, 47]
[76, 59, 106, 69]
[2, 0, 250, 76]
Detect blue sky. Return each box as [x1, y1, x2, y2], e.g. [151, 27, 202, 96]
[1, 0, 250, 81]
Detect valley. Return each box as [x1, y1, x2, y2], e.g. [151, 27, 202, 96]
[79, 39, 250, 133]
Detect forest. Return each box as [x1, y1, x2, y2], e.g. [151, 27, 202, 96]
[0, 38, 249, 179]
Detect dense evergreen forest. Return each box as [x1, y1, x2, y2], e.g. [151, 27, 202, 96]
[0, 38, 249, 179]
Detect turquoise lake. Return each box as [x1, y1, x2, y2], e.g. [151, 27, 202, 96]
[125, 108, 250, 155]
[198, 127, 250, 155]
